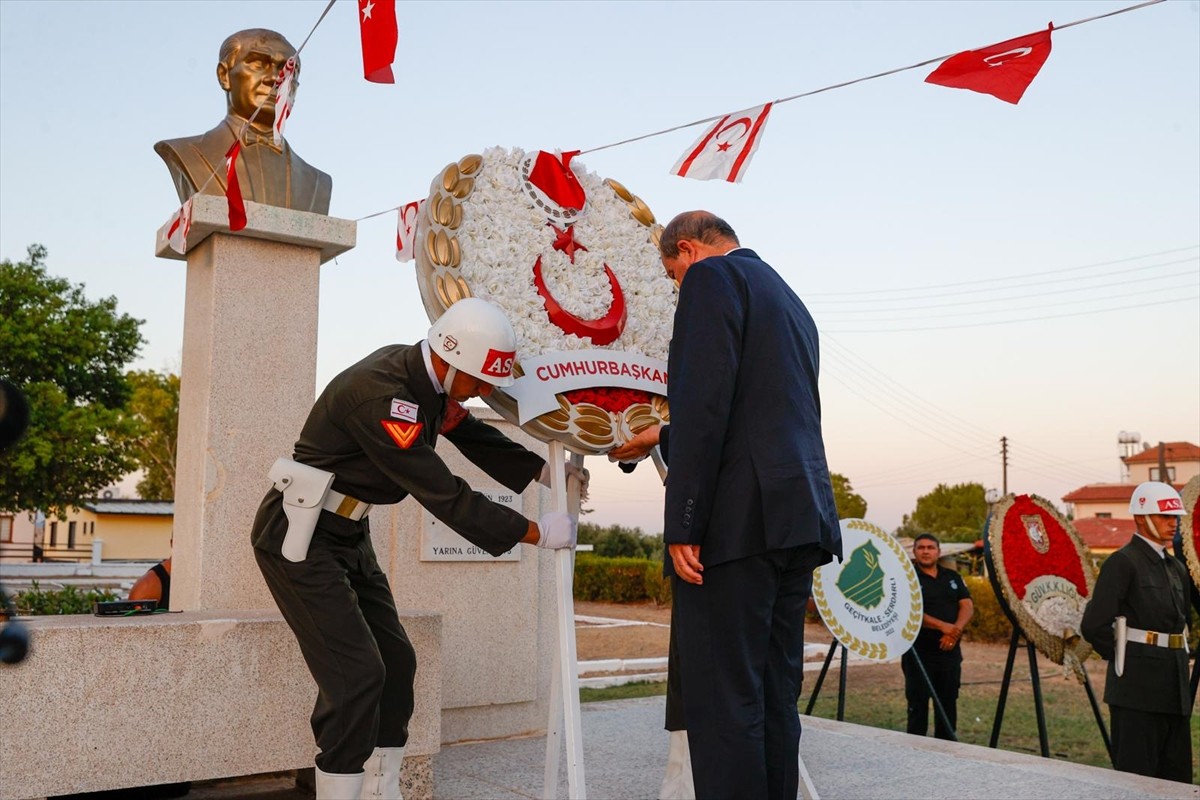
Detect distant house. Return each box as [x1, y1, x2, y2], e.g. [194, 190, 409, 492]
[1063, 439, 1196, 554]
[0, 498, 172, 563]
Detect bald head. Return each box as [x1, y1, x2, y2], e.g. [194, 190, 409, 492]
[659, 211, 738, 259]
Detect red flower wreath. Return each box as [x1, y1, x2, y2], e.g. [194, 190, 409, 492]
[1000, 495, 1089, 601]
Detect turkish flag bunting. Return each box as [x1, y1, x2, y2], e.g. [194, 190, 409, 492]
[671, 102, 773, 183]
[395, 199, 425, 263]
[224, 141, 247, 231]
[925, 25, 1053, 105]
[272, 57, 297, 147]
[359, 0, 398, 83]
[166, 198, 195, 255]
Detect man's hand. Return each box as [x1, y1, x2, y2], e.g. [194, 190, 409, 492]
[536, 511, 578, 550]
[538, 461, 591, 501]
[608, 425, 660, 463]
[669, 543, 703, 585]
[938, 633, 956, 651]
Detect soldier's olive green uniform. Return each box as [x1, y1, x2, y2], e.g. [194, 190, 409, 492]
[252, 343, 544, 774]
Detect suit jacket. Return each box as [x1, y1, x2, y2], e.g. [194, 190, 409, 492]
[659, 248, 841, 569]
[154, 115, 331, 214]
[1081, 535, 1191, 716]
[250, 344, 544, 557]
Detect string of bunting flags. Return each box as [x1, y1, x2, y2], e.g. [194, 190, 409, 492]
[162, 0, 1164, 263]
[166, 0, 399, 254]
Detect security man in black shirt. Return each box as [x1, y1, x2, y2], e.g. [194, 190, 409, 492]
[251, 298, 584, 800]
[902, 533, 973, 740]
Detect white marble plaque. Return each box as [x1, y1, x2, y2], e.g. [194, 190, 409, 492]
[420, 486, 522, 562]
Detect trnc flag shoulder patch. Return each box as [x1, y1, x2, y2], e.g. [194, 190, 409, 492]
[381, 419, 423, 449]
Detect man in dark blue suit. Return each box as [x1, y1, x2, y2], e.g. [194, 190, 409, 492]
[611, 211, 841, 799]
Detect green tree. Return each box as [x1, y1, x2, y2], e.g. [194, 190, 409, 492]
[831, 472, 868, 520]
[897, 482, 987, 543]
[0, 245, 145, 514]
[126, 369, 180, 500]
[578, 522, 663, 561]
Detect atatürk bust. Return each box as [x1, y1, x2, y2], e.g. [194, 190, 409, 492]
[154, 28, 332, 215]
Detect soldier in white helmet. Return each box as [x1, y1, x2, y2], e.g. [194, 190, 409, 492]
[251, 298, 587, 799]
[1081, 480, 1191, 782]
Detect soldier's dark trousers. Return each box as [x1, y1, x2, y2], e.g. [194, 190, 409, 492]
[901, 648, 960, 740]
[255, 513, 416, 774]
[1110, 705, 1192, 783]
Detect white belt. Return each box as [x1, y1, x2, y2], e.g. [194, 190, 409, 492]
[322, 489, 372, 522]
[1126, 625, 1188, 650]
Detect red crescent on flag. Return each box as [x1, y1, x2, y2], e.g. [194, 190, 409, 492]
[717, 118, 752, 142]
[532, 256, 627, 346]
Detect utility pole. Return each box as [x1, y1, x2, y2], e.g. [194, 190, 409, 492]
[1000, 436, 1009, 495]
[1158, 441, 1170, 484]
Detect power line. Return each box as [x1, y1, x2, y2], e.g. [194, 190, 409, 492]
[823, 294, 1199, 333]
[804, 245, 1199, 297]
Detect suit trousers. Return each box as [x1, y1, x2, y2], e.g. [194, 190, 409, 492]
[901, 648, 960, 740]
[1110, 704, 1192, 783]
[673, 543, 825, 800]
[255, 514, 417, 774]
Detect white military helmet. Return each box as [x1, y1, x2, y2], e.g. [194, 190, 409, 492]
[427, 298, 518, 391]
[1128, 481, 1185, 516]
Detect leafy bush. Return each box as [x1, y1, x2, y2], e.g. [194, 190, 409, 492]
[574, 553, 659, 602]
[962, 575, 1013, 643]
[10, 581, 119, 616]
[578, 522, 663, 561]
[643, 563, 672, 606]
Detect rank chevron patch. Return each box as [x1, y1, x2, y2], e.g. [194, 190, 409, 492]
[381, 419, 423, 449]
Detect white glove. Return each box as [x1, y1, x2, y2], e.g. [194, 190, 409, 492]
[537, 510, 578, 550]
[538, 461, 591, 501]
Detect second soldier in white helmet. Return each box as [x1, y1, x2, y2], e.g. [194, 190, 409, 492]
[1081, 480, 1191, 783]
[251, 298, 587, 800]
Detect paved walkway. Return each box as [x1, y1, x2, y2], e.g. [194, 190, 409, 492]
[437, 696, 1197, 800]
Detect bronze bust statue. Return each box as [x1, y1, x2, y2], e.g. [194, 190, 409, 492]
[154, 28, 332, 215]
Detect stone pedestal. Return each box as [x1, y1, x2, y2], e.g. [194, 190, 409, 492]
[154, 196, 355, 610]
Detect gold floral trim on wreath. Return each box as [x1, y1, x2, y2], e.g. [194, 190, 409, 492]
[1179, 475, 1200, 591]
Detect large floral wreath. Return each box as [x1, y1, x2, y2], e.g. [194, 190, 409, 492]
[414, 147, 677, 452]
[986, 493, 1095, 681]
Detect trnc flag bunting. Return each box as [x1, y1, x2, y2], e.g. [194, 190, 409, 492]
[395, 199, 425, 262]
[166, 198, 195, 255]
[224, 141, 247, 231]
[272, 57, 298, 147]
[925, 25, 1054, 105]
[359, 0, 398, 83]
[671, 102, 773, 183]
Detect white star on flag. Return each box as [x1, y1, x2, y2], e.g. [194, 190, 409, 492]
[362, 0, 374, 21]
[166, 198, 194, 255]
[671, 102, 773, 183]
[395, 199, 425, 263]
[272, 57, 297, 148]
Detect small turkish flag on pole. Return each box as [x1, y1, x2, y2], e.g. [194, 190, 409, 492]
[925, 25, 1054, 105]
[671, 102, 773, 183]
[166, 198, 195, 255]
[224, 141, 247, 231]
[395, 199, 424, 263]
[359, 0, 398, 83]
[272, 57, 298, 147]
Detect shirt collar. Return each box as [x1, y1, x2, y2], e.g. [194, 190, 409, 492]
[723, 246, 748, 257]
[420, 340, 444, 395]
[1134, 532, 1166, 558]
[223, 114, 284, 154]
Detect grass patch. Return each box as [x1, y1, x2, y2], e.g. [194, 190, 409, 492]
[580, 680, 667, 703]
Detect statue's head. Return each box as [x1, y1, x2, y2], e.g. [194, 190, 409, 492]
[217, 29, 298, 127]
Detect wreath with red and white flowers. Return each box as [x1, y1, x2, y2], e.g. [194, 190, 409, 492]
[414, 147, 676, 453]
[985, 493, 1095, 680]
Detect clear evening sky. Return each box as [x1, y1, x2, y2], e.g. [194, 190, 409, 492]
[1, 0, 1197, 534]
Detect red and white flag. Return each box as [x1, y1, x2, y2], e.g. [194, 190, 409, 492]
[925, 25, 1054, 105]
[671, 102, 773, 183]
[395, 199, 425, 263]
[359, 0, 398, 83]
[272, 57, 298, 147]
[166, 198, 195, 255]
[225, 141, 247, 231]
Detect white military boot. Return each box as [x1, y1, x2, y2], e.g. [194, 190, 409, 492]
[658, 730, 696, 800]
[315, 767, 365, 800]
[360, 746, 405, 799]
